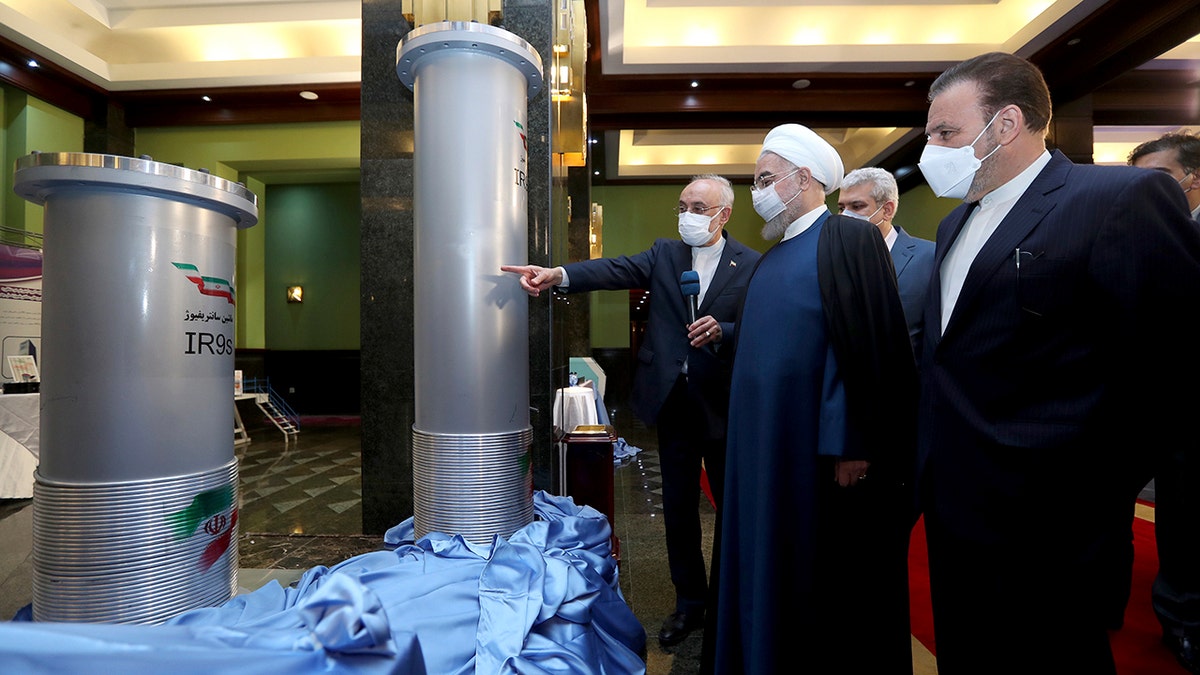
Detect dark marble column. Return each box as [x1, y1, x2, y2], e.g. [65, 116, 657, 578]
[502, 0, 558, 494]
[1050, 95, 1095, 164]
[360, 0, 416, 535]
[561, 164, 592, 362]
[359, 0, 559, 533]
[83, 100, 134, 157]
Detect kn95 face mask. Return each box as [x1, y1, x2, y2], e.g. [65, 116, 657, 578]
[919, 111, 1002, 200]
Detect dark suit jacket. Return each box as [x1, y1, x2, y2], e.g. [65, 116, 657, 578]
[918, 150, 1200, 544]
[889, 227, 935, 357]
[560, 232, 759, 437]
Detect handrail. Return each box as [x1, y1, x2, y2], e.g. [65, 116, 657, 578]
[241, 376, 300, 432]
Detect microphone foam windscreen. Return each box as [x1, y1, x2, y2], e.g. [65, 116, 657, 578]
[679, 270, 701, 296]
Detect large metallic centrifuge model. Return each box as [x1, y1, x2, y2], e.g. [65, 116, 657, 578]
[13, 152, 257, 624]
[397, 21, 544, 543]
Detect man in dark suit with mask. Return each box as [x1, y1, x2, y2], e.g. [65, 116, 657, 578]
[916, 52, 1200, 675]
[502, 174, 759, 648]
[837, 167, 935, 358]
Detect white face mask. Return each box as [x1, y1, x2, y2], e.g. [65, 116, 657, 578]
[751, 176, 802, 222]
[918, 110, 1003, 200]
[841, 203, 884, 223]
[678, 209, 720, 247]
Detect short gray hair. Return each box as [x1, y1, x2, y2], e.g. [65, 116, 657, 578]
[841, 167, 898, 208]
[691, 174, 735, 208]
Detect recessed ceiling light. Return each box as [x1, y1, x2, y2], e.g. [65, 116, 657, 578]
[690, 81, 699, 88]
[904, 81, 916, 87]
[1067, 38, 1081, 46]
[792, 79, 811, 90]
[300, 91, 319, 100]
[26, 59, 38, 69]
[594, 171, 600, 176]
[201, 95, 212, 102]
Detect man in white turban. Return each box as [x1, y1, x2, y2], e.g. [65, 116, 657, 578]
[761, 123, 846, 192]
[701, 123, 919, 674]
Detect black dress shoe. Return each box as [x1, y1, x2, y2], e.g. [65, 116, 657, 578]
[1164, 633, 1200, 674]
[658, 609, 704, 647]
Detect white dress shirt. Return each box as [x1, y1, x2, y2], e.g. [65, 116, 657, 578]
[691, 234, 726, 306]
[882, 225, 897, 251]
[939, 150, 1051, 334]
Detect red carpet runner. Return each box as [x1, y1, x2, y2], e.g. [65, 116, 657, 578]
[908, 513, 1188, 674]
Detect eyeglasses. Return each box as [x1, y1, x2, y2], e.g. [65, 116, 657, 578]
[750, 168, 798, 193]
[676, 203, 725, 216]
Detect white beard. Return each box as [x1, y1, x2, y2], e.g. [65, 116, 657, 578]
[760, 215, 788, 241]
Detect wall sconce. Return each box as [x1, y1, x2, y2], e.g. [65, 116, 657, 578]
[286, 285, 303, 303]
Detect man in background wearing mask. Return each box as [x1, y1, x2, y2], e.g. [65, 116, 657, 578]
[705, 125, 917, 674]
[1130, 131, 1200, 220]
[1127, 130, 1200, 673]
[915, 52, 1200, 675]
[837, 167, 935, 357]
[502, 174, 759, 649]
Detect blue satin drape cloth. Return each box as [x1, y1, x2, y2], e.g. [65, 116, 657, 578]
[0, 491, 647, 674]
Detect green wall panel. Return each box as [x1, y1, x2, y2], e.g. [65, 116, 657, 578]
[891, 183, 958, 242]
[1, 88, 83, 235]
[135, 122, 360, 350]
[264, 182, 361, 350]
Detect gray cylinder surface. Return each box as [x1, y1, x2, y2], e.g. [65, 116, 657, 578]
[13, 152, 255, 623]
[15, 152, 255, 482]
[398, 22, 543, 542]
[400, 21, 542, 434]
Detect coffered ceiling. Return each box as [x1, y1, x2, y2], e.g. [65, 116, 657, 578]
[0, 0, 1198, 187]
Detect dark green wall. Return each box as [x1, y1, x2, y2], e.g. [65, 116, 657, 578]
[264, 182, 361, 350]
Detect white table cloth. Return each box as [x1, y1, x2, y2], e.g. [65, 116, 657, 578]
[0, 393, 38, 499]
[552, 386, 598, 434]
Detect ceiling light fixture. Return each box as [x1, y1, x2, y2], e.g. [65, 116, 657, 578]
[792, 79, 811, 90]
[201, 95, 212, 102]
[690, 81, 699, 88]
[1067, 38, 1081, 46]
[299, 91, 319, 100]
[26, 59, 38, 69]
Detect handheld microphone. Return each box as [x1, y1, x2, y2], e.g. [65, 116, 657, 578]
[679, 270, 700, 326]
